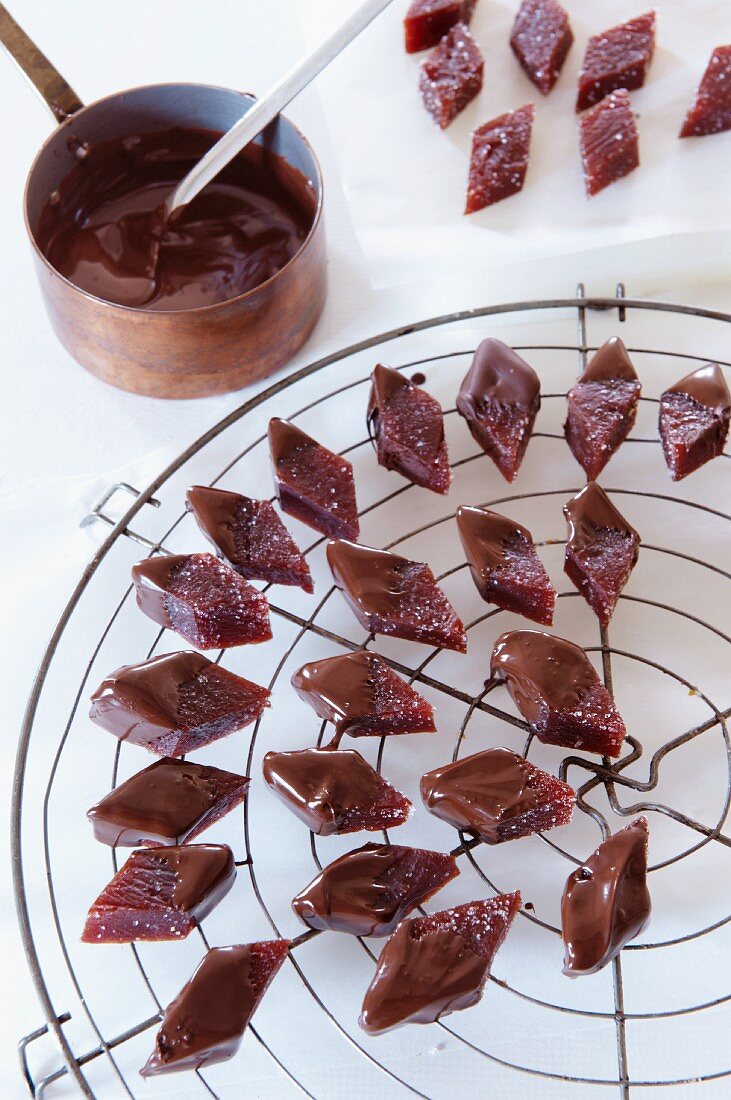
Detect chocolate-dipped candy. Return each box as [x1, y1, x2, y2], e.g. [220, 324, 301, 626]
[186, 485, 312, 592]
[659, 364, 731, 481]
[562, 817, 650, 976]
[359, 892, 521, 1034]
[327, 539, 467, 652]
[89, 651, 270, 757]
[87, 758, 250, 847]
[404, 0, 477, 54]
[131, 553, 271, 649]
[368, 364, 451, 494]
[489, 630, 627, 757]
[82, 844, 235, 943]
[464, 104, 535, 214]
[580, 90, 640, 197]
[564, 483, 640, 626]
[456, 339, 541, 480]
[141, 940, 290, 1075]
[291, 651, 435, 739]
[576, 11, 656, 112]
[421, 747, 574, 843]
[262, 747, 412, 836]
[420, 24, 484, 129]
[510, 0, 573, 96]
[456, 505, 556, 625]
[292, 843, 459, 936]
[269, 418, 359, 540]
[680, 45, 731, 138]
[565, 338, 641, 479]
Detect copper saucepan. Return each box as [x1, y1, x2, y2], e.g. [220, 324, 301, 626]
[1, 5, 327, 398]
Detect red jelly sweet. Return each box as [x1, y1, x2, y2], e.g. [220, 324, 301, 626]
[186, 486, 313, 593]
[456, 338, 541, 481]
[131, 553, 271, 649]
[269, 418, 359, 541]
[291, 650, 436, 739]
[564, 483, 640, 626]
[404, 0, 477, 54]
[141, 940, 290, 1075]
[680, 46, 731, 138]
[82, 844, 235, 943]
[580, 90, 639, 197]
[292, 843, 459, 936]
[327, 539, 467, 653]
[262, 747, 412, 836]
[490, 630, 627, 757]
[359, 892, 521, 1033]
[419, 24, 484, 129]
[87, 758, 250, 847]
[421, 747, 575, 842]
[565, 337, 641, 479]
[576, 11, 656, 112]
[456, 505, 555, 625]
[510, 0, 573, 95]
[659, 364, 731, 480]
[368, 363, 451, 494]
[89, 651, 271, 757]
[465, 104, 534, 213]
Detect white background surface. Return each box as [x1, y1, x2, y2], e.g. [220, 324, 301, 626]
[2, 0, 730, 1096]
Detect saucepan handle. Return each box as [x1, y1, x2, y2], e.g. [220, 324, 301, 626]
[0, 2, 82, 122]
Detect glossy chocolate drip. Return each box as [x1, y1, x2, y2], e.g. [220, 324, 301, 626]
[268, 417, 317, 465]
[420, 747, 542, 841]
[562, 817, 650, 976]
[489, 630, 598, 725]
[154, 844, 235, 913]
[457, 339, 540, 414]
[327, 540, 411, 616]
[262, 748, 384, 835]
[131, 556, 183, 627]
[141, 941, 289, 1075]
[580, 338, 638, 382]
[456, 505, 530, 573]
[186, 485, 245, 563]
[89, 651, 209, 744]
[292, 843, 459, 936]
[666, 363, 731, 414]
[87, 758, 249, 847]
[36, 127, 314, 311]
[564, 483, 639, 552]
[360, 922, 486, 1033]
[291, 652, 379, 730]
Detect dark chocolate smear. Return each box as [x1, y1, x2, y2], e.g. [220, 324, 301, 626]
[580, 338, 638, 383]
[457, 339, 540, 414]
[489, 630, 599, 726]
[456, 504, 531, 574]
[564, 482, 639, 553]
[666, 363, 731, 415]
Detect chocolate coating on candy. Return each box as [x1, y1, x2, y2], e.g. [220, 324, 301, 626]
[456, 505, 555, 624]
[562, 817, 650, 976]
[87, 758, 249, 847]
[269, 419, 360, 541]
[141, 940, 290, 1075]
[89, 651, 270, 757]
[565, 482, 639, 551]
[666, 363, 731, 412]
[565, 339, 641, 479]
[82, 844, 235, 943]
[564, 482, 641, 622]
[291, 651, 435, 738]
[359, 892, 521, 1034]
[368, 364, 451, 494]
[581, 337, 638, 383]
[327, 540, 467, 652]
[262, 747, 412, 836]
[489, 629, 627, 756]
[186, 485, 312, 592]
[420, 747, 574, 843]
[659, 365, 731, 480]
[292, 843, 459, 936]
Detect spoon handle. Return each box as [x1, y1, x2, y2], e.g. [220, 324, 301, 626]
[0, 2, 83, 122]
[166, 0, 395, 217]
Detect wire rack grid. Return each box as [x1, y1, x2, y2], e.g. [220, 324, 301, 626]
[12, 285, 731, 1100]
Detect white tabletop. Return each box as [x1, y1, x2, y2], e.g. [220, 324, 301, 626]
[2, 1, 730, 1096]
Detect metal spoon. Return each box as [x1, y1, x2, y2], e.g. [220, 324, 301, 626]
[164, 0, 394, 221]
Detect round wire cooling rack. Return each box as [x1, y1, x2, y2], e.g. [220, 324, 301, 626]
[13, 285, 731, 1100]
